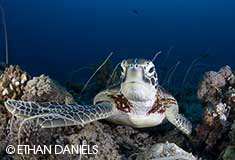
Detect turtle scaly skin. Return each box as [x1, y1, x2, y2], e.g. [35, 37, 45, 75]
[4, 58, 192, 135]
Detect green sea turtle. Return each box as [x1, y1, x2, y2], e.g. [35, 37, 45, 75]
[4, 58, 192, 135]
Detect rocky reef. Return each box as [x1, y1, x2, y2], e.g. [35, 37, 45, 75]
[0, 65, 122, 160]
[197, 65, 235, 105]
[135, 141, 197, 160]
[196, 65, 235, 159]
[0, 65, 30, 103]
[1, 64, 235, 160]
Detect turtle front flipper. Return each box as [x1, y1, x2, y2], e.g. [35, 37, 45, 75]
[165, 104, 192, 135]
[4, 100, 114, 128]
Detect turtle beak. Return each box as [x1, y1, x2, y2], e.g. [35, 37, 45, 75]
[124, 66, 144, 84]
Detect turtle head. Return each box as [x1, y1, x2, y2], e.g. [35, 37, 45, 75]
[120, 59, 158, 101]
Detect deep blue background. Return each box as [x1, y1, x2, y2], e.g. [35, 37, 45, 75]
[0, 0, 235, 85]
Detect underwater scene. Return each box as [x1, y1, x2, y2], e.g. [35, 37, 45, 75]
[0, 0, 235, 160]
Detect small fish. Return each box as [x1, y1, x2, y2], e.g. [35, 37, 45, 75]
[132, 9, 139, 15]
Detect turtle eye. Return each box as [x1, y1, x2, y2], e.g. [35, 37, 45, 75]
[149, 67, 154, 74]
[120, 66, 124, 73]
[120, 66, 126, 79]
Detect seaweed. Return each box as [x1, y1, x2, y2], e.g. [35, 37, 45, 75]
[182, 53, 209, 89]
[0, 1, 8, 65]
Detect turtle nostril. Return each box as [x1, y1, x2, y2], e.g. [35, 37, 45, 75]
[151, 78, 155, 85]
[131, 67, 137, 72]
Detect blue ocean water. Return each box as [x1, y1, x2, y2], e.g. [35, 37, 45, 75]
[0, 0, 235, 85]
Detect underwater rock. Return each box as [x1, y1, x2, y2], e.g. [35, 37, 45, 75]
[67, 122, 120, 160]
[0, 106, 193, 160]
[22, 75, 75, 104]
[203, 103, 230, 127]
[0, 104, 11, 158]
[0, 116, 121, 160]
[197, 71, 224, 105]
[3, 64, 235, 160]
[197, 66, 235, 128]
[196, 121, 225, 152]
[218, 66, 235, 85]
[0, 65, 30, 103]
[197, 65, 235, 106]
[225, 86, 235, 108]
[135, 141, 197, 160]
[196, 65, 235, 156]
[108, 124, 195, 159]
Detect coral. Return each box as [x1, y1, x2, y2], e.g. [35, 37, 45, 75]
[197, 65, 235, 127]
[218, 66, 235, 84]
[0, 65, 75, 105]
[196, 65, 235, 157]
[196, 121, 225, 152]
[225, 86, 235, 108]
[0, 104, 11, 157]
[197, 71, 224, 105]
[135, 141, 197, 160]
[1, 116, 121, 160]
[203, 103, 230, 127]
[0, 65, 30, 103]
[108, 124, 193, 159]
[67, 122, 120, 160]
[13, 121, 120, 160]
[197, 65, 235, 106]
[0, 72, 121, 160]
[110, 125, 155, 157]
[2, 62, 234, 160]
[22, 75, 75, 104]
